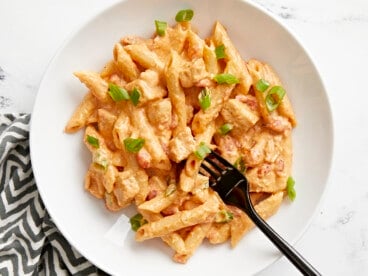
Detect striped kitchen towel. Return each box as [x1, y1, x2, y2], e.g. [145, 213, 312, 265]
[0, 114, 107, 275]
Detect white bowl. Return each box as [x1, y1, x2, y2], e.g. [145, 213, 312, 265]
[30, 0, 333, 275]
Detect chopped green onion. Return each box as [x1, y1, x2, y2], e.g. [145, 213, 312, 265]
[199, 88, 211, 111]
[265, 86, 286, 112]
[194, 142, 211, 160]
[130, 87, 140, 106]
[130, 213, 147, 231]
[165, 183, 177, 197]
[108, 83, 130, 102]
[213, 73, 239, 84]
[286, 176, 296, 201]
[124, 138, 145, 153]
[215, 210, 234, 223]
[86, 135, 99, 148]
[175, 9, 194, 22]
[215, 44, 226, 59]
[255, 78, 270, 92]
[93, 150, 109, 169]
[155, 20, 167, 36]
[218, 123, 233, 135]
[233, 156, 246, 173]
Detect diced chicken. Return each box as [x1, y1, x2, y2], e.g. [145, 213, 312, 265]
[168, 127, 196, 162]
[244, 136, 267, 167]
[244, 131, 281, 166]
[140, 69, 161, 86]
[179, 59, 208, 88]
[146, 98, 172, 130]
[266, 115, 292, 134]
[125, 78, 167, 106]
[113, 170, 140, 208]
[246, 163, 277, 192]
[213, 134, 240, 164]
[220, 99, 260, 134]
[136, 148, 152, 169]
[235, 94, 259, 112]
[264, 137, 281, 163]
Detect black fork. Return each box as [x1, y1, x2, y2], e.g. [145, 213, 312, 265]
[201, 151, 321, 276]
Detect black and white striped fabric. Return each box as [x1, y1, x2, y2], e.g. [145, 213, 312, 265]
[0, 114, 107, 275]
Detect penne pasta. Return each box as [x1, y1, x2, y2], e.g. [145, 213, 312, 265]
[65, 92, 96, 133]
[65, 10, 297, 264]
[136, 192, 219, 241]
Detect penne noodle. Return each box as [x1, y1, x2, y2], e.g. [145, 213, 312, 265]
[65, 92, 96, 133]
[165, 50, 188, 136]
[65, 14, 297, 264]
[230, 191, 284, 247]
[74, 71, 111, 103]
[211, 21, 252, 95]
[136, 192, 219, 241]
[113, 43, 140, 82]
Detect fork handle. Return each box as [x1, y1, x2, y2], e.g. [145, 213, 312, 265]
[231, 184, 321, 276]
[248, 210, 321, 276]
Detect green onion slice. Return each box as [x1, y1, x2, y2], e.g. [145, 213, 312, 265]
[286, 176, 296, 201]
[130, 87, 140, 106]
[130, 213, 147, 231]
[93, 150, 109, 169]
[255, 78, 270, 92]
[213, 73, 240, 84]
[86, 135, 99, 148]
[108, 83, 130, 102]
[175, 9, 194, 22]
[199, 88, 211, 111]
[233, 156, 246, 173]
[265, 86, 286, 112]
[194, 142, 211, 160]
[124, 137, 145, 153]
[215, 210, 234, 223]
[155, 20, 167, 36]
[165, 183, 177, 197]
[219, 123, 233, 135]
[215, 44, 226, 59]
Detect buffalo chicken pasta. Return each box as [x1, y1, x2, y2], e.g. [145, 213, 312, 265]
[65, 9, 297, 264]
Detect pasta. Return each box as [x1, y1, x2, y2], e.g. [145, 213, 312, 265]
[65, 9, 297, 264]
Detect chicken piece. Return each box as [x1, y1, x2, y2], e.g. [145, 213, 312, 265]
[146, 98, 172, 130]
[113, 170, 140, 208]
[266, 115, 292, 134]
[168, 127, 196, 162]
[125, 76, 167, 106]
[213, 134, 240, 164]
[221, 99, 260, 134]
[179, 58, 208, 88]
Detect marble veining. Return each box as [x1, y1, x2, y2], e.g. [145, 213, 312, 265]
[269, 5, 295, 20]
[256, 0, 368, 24]
[0, 66, 5, 81]
[336, 210, 355, 226]
[0, 96, 12, 109]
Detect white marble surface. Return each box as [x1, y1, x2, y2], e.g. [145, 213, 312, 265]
[1, 0, 368, 275]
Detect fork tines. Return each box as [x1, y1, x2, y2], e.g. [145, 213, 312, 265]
[201, 154, 223, 177]
[199, 150, 246, 198]
[200, 151, 225, 178]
